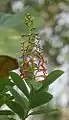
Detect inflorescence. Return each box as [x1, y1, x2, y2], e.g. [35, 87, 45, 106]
[17, 13, 47, 81]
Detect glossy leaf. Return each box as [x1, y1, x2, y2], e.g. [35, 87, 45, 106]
[10, 72, 29, 99]
[39, 70, 64, 91]
[7, 86, 29, 109]
[6, 100, 24, 119]
[30, 92, 53, 108]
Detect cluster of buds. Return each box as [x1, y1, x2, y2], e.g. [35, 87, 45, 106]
[18, 13, 47, 81]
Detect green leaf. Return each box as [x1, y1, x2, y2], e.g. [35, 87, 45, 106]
[39, 70, 64, 91]
[0, 110, 14, 115]
[37, 86, 49, 93]
[0, 6, 44, 58]
[0, 93, 14, 107]
[28, 80, 42, 100]
[6, 100, 24, 119]
[29, 108, 59, 115]
[30, 92, 53, 108]
[0, 6, 44, 34]
[9, 118, 16, 120]
[0, 29, 21, 58]
[0, 6, 44, 30]
[0, 77, 10, 92]
[29, 80, 42, 91]
[0, 77, 14, 93]
[4, 93, 14, 101]
[0, 97, 5, 107]
[10, 72, 29, 99]
[0, 116, 13, 120]
[7, 86, 29, 109]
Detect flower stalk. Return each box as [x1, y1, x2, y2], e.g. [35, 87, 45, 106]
[18, 13, 47, 81]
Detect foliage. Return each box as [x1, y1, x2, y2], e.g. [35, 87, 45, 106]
[0, 0, 69, 68]
[0, 0, 68, 75]
[0, 6, 44, 78]
[0, 13, 64, 120]
[0, 70, 64, 120]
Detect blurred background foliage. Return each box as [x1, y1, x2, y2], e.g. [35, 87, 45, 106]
[0, 0, 69, 120]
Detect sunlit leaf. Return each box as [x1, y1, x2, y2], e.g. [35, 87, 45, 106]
[7, 86, 29, 109]
[10, 72, 30, 99]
